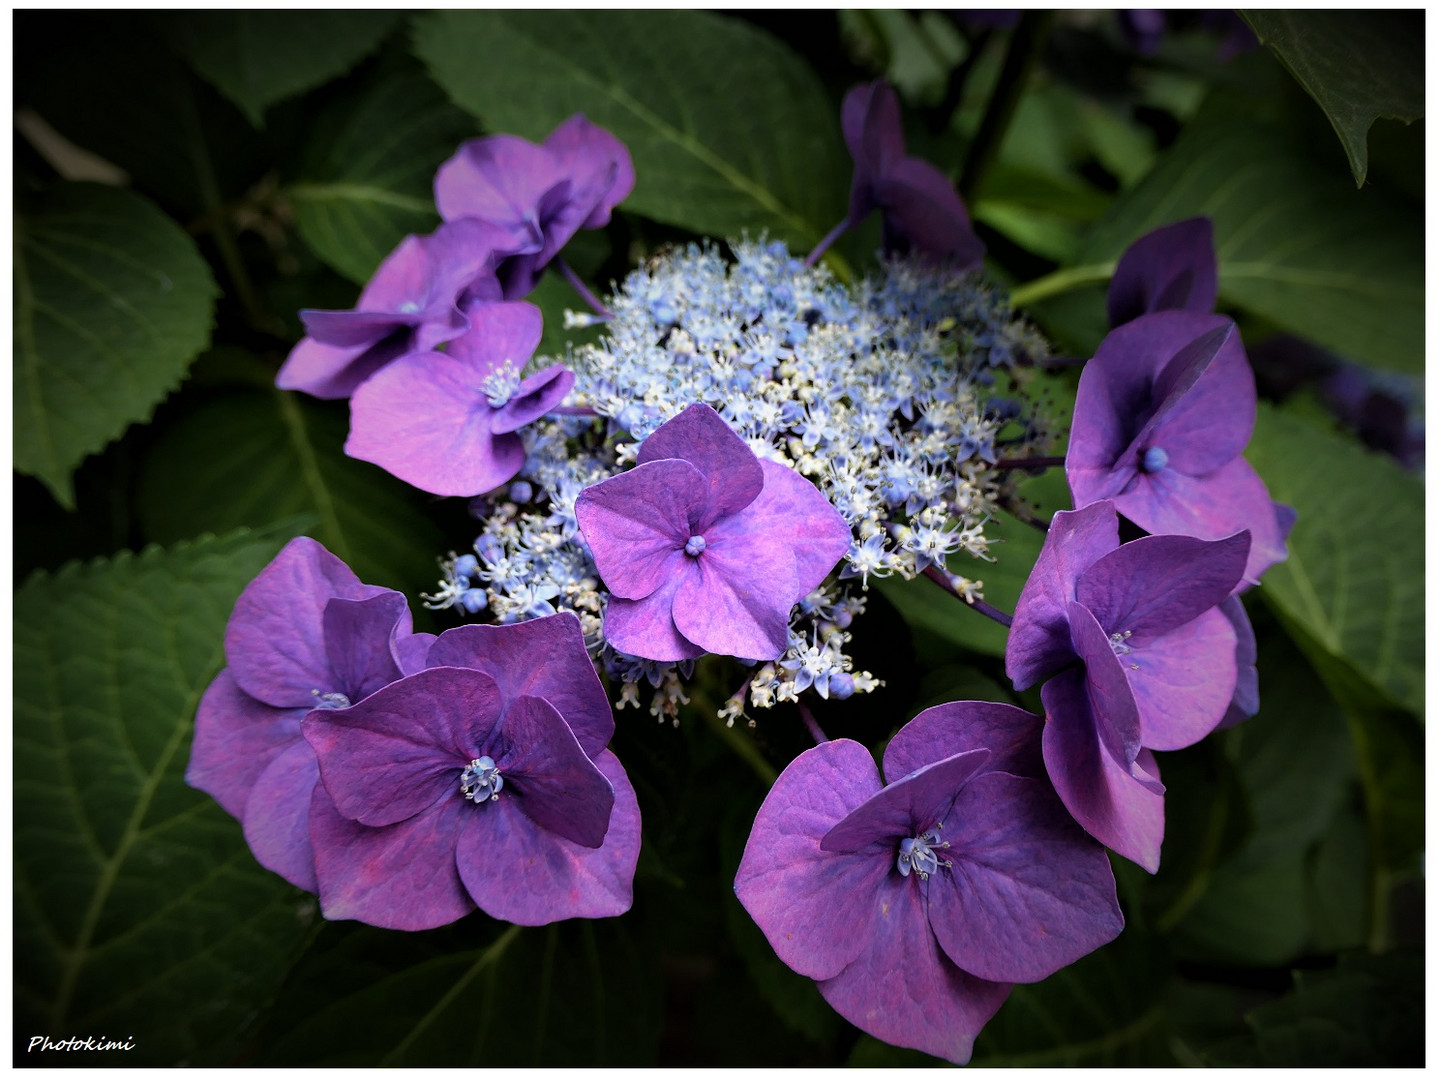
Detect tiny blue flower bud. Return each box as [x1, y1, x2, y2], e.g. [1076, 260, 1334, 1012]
[453, 554, 481, 581]
[829, 672, 855, 699]
[509, 480, 534, 503]
[684, 534, 707, 557]
[1141, 446, 1169, 473]
[460, 588, 488, 615]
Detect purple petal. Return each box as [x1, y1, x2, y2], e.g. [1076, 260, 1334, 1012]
[435, 133, 564, 237]
[927, 772, 1123, 983]
[444, 300, 544, 374]
[744, 460, 852, 597]
[842, 80, 905, 224]
[821, 749, 990, 854]
[876, 157, 985, 268]
[1107, 217, 1218, 327]
[635, 404, 763, 524]
[1005, 502, 1119, 690]
[1075, 531, 1251, 643]
[424, 613, 614, 758]
[455, 748, 639, 925]
[733, 739, 891, 980]
[1124, 606, 1238, 751]
[1066, 602, 1144, 767]
[883, 700, 1043, 783]
[225, 537, 396, 708]
[395, 631, 437, 676]
[602, 578, 706, 662]
[490, 364, 574, 434]
[186, 670, 303, 821]
[542, 113, 635, 232]
[672, 528, 798, 660]
[321, 594, 407, 702]
[345, 350, 525, 497]
[276, 334, 401, 401]
[300, 309, 415, 349]
[575, 458, 703, 600]
[303, 667, 503, 828]
[242, 740, 320, 893]
[1217, 595, 1260, 728]
[1040, 670, 1165, 873]
[817, 871, 1011, 1065]
[309, 784, 474, 931]
[491, 695, 614, 849]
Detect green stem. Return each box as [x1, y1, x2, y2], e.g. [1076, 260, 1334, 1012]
[1343, 710, 1393, 953]
[959, 10, 1055, 204]
[1009, 261, 1116, 308]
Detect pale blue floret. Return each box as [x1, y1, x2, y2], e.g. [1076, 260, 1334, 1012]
[897, 827, 948, 879]
[459, 756, 503, 803]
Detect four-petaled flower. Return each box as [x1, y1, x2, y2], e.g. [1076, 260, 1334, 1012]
[186, 537, 419, 892]
[575, 403, 853, 661]
[1066, 312, 1287, 585]
[735, 701, 1122, 1064]
[436, 114, 634, 297]
[345, 300, 573, 496]
[1006, 500, 1250, 870]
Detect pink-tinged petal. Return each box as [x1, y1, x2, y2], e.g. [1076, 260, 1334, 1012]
[822, 748, 989, 853]
[742, 460, 852, 596]
[435, 134, 565, 234]
[303, 667, 503, 828]
[603, 579, 706, 662]
[883, 700, 1043, 783]
[1113, 457, 1287, 586]
[575, 459, 702, 600]
[543, 113, 635, 230]
[301, 309, 417, 348]
[353, 234, 431, 313]
[445, 300, 544, 373]
[876, 157, 985, 268]
[1125, 606, 1237, 751]
[1217, 595, 1259, 729]
[395, 631, 437, 677]
[345, 350, 522, 497]
[673, 531, 798, 660]
[1041, 670, 1165, 873]
[491, 695, 613, 849]
[1076, 531, 1250, 643]
[817, 872, 1011, 1066]
[276, 334, 395, 400]
[1005, 502, 1120, 690]
[490, 365, 573, 434]
[1107, 217, 1218, 328]
[242, 740, 320, 893]
[456, 748, 640, 925]
[186, 670, 304, 821]
[1066, 602, 1144, 767]
[635, 404, 763, 523]
[309, 785, 474, 931]
[425, 613, 613, 757]
[321, 594, 407, 702]
[225, 537, 391, 708]
[734, 739, 890, 980]
[928, 772, 1122, 983]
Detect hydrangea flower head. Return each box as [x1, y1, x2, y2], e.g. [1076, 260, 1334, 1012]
[186, 537, 416, 891]
[735, 702, 1122, 1064]
[435, 114, 634, 297]
[302, 639, 640, 931]
[345, 300, 573, 497]
[575, 403, 852, 661]
[1106, 217, 1218, 328]
[1066, 311, 1287, 585]
[1006, 501, 1250, 870]
[277, 218, 518, 400]
[841, 80, 984, 267]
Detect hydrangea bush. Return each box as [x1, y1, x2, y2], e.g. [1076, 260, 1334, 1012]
[15, 10, 1422, 1067]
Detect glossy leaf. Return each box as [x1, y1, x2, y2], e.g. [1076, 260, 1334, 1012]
[14, 182, 218, 508]
[289, 64, 478, 284]
[1080, 117, 1422, 373]
[14, 530, 313, 1066]
[165, 11, 404, 127]
[412, 10, 849, 249]
[1241, 11, 1422, 186]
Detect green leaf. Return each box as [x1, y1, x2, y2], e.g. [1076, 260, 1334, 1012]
[412, 10, 850, 249]
[1241, 11, 1422, 187]
[289, 63, 478, 284]
[14, 530, 316, 1066]
[165, 11, 404, 127]
[1079, 115, 1423, 373]
[258, 917, 661, 1066]
[14, 182, 218, 509]
[1246, 403, 1424, 716]
[137, 359, 450, 601]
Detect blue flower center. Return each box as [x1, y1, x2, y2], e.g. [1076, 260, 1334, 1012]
[397, 300, 421, 315]
[310, 690, 352, 709]
[1141, 446, 1169, 473]
[1109, 630, 1134, 656]
[460, 756, 504, 804]
[684, 534, 707, 557]
[479, 362, 522, 408]
[897, 827, 949, 880]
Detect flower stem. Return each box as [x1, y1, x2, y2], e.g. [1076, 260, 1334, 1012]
[959, 10, 1054, 204]
[804, 218, 849, 268]
[921, 565, 1013, 627]
[1009, 262, 1116, 308]
[796, 700, 829, 746]
[554, 257, 612, 319]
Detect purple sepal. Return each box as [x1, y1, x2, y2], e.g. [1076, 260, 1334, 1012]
[494, 695, 614, 849]
[242, 741, 321, 893]
[821, 749, 990, 854]
[186, 671, 303, 822]
[1107, 217, 1218, 328]
[1216, 595, 1260, 729]
[883, 700, 1044, 782]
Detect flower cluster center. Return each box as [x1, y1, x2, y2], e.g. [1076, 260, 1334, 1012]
[460, 755, 504, 803]
[310, 690, 352, 710]
[897, 826, 949, 880]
